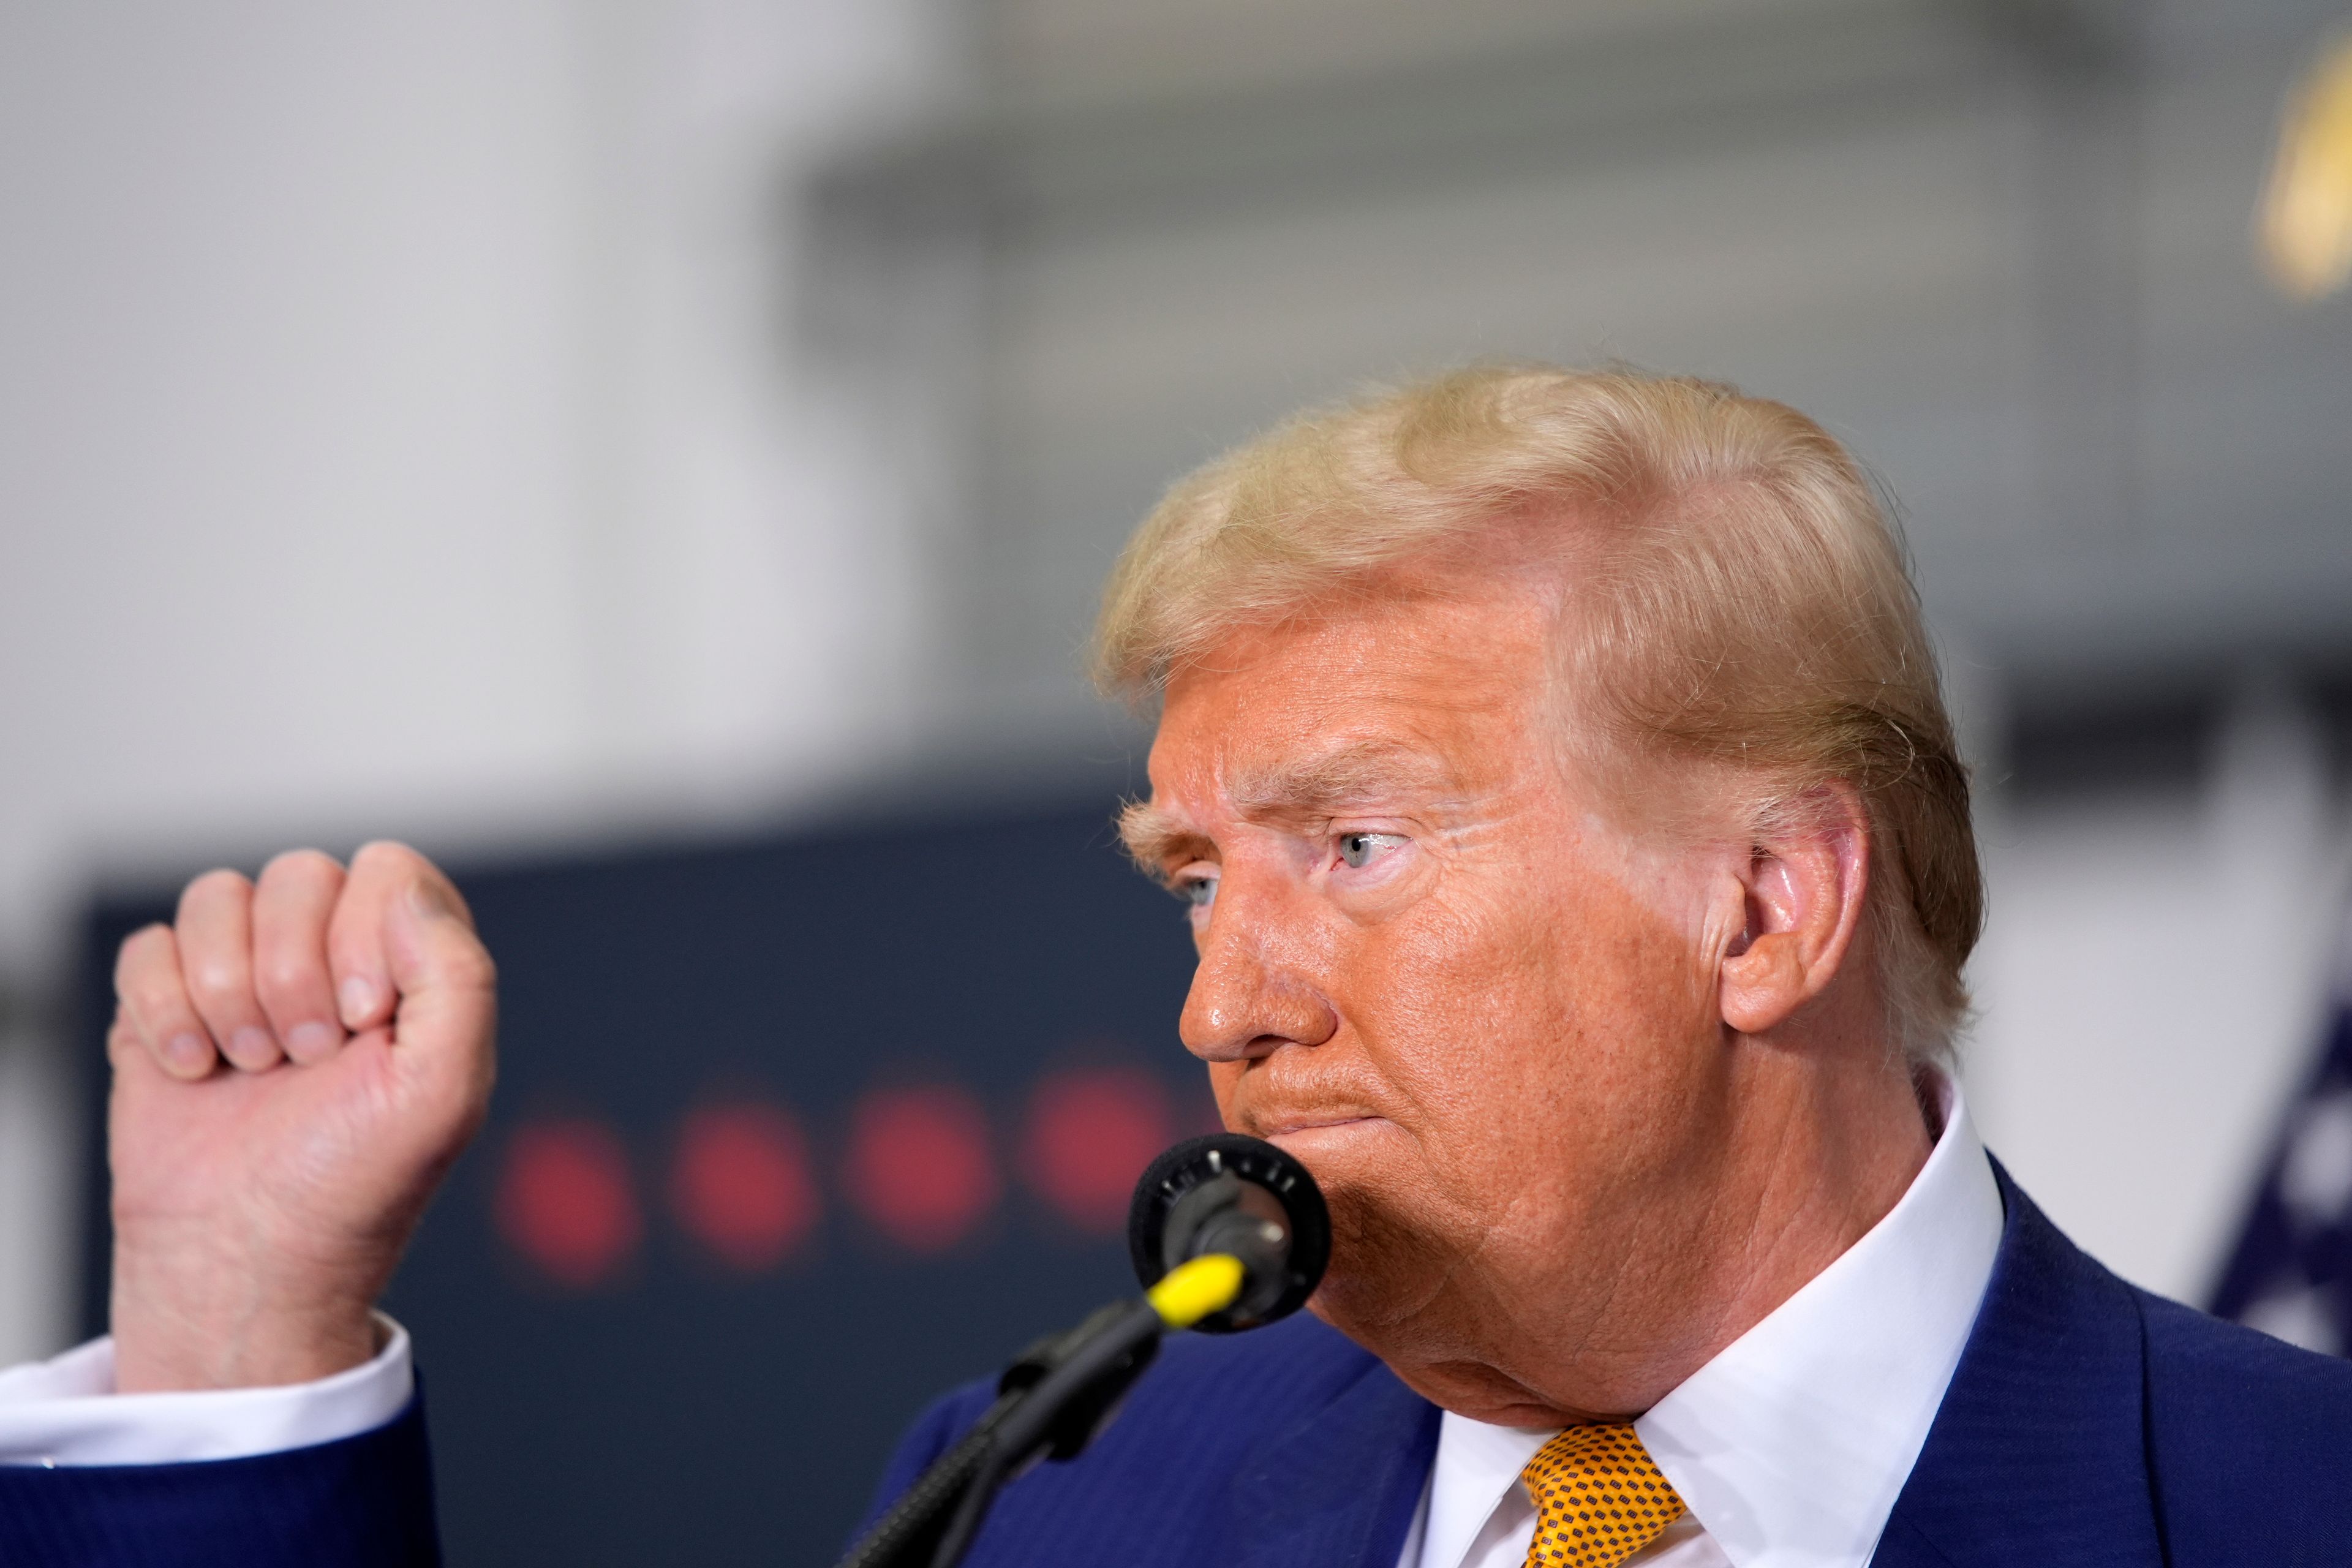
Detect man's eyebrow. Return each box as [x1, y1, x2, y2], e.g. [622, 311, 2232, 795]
[1227, 742, 1455, 820]
[1116, 799, 1211, 881]
[1117, 744, 1459, 878]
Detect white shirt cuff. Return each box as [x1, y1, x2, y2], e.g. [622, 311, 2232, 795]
[0, 1313, 415, 1467]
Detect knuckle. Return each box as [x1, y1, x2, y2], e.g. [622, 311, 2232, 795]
[113, 923, 170, 986]
[351, 839, 420, 876]
[186, 957, 247, 1008]
[443, 942, 499, 993]
[261, 846, 341, 887]
[179, 867, 252, 911]
[254, 951, 317, 1002]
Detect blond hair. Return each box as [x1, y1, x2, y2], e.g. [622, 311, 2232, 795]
[1093, 364, 1981, 1063]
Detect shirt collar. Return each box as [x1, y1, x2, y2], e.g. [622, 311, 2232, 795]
[1417, 1072, 2003, 1568]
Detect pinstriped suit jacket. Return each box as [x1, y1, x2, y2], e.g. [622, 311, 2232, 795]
[867, 1166, 2352, 1568]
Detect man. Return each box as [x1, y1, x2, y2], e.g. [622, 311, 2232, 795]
[2, 366, 2346, 1566]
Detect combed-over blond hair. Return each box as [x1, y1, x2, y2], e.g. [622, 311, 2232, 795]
[1093, 364, 1981, 1064]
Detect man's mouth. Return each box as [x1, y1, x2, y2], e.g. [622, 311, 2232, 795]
[1261, 1115, 1382, 1145]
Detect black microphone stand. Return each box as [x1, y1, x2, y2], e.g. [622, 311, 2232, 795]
[832, 1296, 1169, 1568]
[831, 1134, 1330, 1568]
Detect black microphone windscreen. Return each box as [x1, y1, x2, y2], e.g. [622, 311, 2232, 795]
[1126, 1134, 1330, 1332]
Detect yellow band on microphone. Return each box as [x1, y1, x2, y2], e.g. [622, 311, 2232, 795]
[1147, 1253, 1246, 1330]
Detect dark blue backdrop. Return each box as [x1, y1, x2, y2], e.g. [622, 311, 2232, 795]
[76, 792, 1211, 1566]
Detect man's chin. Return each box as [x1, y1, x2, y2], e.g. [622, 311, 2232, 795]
[1306, 1255, 1453, 1345]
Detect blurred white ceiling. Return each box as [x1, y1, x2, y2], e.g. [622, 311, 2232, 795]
[807, 0, 2352, 744]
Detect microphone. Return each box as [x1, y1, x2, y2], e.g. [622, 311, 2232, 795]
[1127, 1133, 1331, 1332]
[839, 1134, 1329, 1568]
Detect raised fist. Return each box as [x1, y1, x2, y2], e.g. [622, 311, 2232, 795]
[105, 842, 497, 1393]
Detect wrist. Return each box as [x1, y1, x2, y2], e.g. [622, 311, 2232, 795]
[110, 1232, 385, 1393]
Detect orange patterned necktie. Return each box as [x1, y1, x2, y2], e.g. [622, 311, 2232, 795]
[1518, 1423, 1686, 1568]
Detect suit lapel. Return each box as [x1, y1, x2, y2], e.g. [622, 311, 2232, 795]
[1226, 1352, 1441, 1568]
[1213, 1160, 2169, 1568]
[1871, 1162, 2163, 1568]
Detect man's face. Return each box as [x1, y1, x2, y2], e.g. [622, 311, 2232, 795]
[1133, 570, 1747, 1419]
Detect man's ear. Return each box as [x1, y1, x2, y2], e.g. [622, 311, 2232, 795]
[1717, 785, 1871, 1036]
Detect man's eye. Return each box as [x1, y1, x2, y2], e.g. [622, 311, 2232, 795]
[1338, 832, 1405, 869]
[1180, 876, 1218, 908]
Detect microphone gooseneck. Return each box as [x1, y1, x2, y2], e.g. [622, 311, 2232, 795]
[834, 1134, 1330, 1568]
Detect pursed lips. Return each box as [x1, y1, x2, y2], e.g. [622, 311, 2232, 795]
[1257, 1114, 1384, 1145]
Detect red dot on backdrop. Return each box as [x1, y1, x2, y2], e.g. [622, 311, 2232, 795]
[843, 1084, 1000, 1252]
[670, 1101, 821, 1271]
[493, 1118, 641, 1288]
[1020, 1066, 1174, 1234]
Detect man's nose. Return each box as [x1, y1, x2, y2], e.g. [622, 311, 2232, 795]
[1178, 889, 1337, 1063]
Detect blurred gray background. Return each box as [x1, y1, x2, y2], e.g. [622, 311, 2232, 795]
[4, 0, 2351, 1379]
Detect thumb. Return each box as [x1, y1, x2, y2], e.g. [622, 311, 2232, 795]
[381, 875, 498, 1114]
[384, 876, 490, 991]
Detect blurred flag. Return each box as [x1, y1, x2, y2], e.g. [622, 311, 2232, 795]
[2209, 975, 2352, 1356]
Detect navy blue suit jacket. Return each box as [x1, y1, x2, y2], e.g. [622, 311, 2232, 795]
[6, 1166, 2346, 1564]
[0, 1393, 439, 1566]
[865, 1166, 2352, 1567]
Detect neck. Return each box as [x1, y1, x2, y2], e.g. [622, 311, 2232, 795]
[1648, 1032, 1939, 1403]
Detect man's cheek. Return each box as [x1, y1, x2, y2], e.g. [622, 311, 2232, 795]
[1308, 1156, 1470, 1329]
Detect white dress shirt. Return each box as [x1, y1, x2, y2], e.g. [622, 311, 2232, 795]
[1396, 1074, 2003, 1568]
[0, 1314, 413, 1466]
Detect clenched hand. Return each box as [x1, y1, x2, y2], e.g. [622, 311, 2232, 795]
[107, 842, 496, 1393]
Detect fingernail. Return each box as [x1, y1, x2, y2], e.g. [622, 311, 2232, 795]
[163, 1033, 209, 1074]
[407, 880, 456, 921]
[339, 976, 380, 1027]
[285, 1020, 340, 1062]
[228, 1026, 276, 1066]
